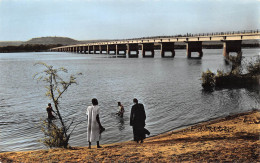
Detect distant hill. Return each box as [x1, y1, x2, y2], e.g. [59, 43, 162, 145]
[0, 37, 80, 47]
[24, 37, 79, 45]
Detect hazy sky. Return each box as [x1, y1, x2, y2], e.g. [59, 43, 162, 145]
[0, 0, 259, 41]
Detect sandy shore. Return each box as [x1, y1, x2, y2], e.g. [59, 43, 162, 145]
[1, 110, 259, 162]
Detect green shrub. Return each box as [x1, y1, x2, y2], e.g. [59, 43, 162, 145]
[216, 70, 225, 77]
[247, 56, 260, 75]
[40, 120, 69, 148]
[201, 69, 216, 90]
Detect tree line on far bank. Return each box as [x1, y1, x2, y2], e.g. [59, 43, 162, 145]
[0, 44, 63, 53]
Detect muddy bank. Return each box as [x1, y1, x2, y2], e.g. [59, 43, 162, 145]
[0, 110, 259, 162]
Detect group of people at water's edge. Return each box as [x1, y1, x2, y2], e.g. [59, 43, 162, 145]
[46, 98, 150, 148]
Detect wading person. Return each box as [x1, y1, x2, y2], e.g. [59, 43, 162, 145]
[116, 102, 125, 118]
[86, 98, 105, 149]
[130, 98, 146, 143]
[46, 103, 56, 120]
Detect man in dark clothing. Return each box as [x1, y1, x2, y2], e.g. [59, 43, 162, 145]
[130, 98, 146, 143]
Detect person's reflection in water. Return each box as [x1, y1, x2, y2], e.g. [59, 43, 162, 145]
[117, 116, 125, 131]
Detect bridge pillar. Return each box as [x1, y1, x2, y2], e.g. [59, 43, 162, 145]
[76, 47, 79, 53]
[160, 42, 175, 58]
[92, 46, 95, 54]
[141, 43, 154, 58]
[81, 46, 85, 54]
[86, 46, 89, 54]
[127, 43, 139, 58]
[99, 45, 107, 54]
[80, 46, 84, 53]
[116, 44, 127, 56]
[83, 46, 86, 54]
[223, 40, 242, 60]
[93, 45, 100, 54]
[107, 45, 116, 54]
[186, 41, 203, 59]
[89, 46, 93, 54]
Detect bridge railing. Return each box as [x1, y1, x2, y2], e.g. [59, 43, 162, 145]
[82, 29, 259, 45]
[125, 29, 260, 40]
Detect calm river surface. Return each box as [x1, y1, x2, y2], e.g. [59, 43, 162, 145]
[0, 49, 260, 152]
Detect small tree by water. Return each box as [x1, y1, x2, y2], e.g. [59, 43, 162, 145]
[34, 62, 82, 148]
[201, 69, 215, 91]
[201, 55, 260, 90]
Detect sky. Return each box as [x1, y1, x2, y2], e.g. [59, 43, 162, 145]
[0, 0, 259, 41]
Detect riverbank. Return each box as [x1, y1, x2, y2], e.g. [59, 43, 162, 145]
[1, 110, 259, 162]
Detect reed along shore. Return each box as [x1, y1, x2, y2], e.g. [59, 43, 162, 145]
[0, 110, 259, 162]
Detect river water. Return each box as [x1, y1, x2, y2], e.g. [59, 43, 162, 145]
[0, 49, 259, 152]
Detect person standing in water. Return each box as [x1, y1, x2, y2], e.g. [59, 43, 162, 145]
[130, 98, 146, 143]
[117, 102, 125, 117]
[86, 98, 105, 149]
[46, 103, 56, 120]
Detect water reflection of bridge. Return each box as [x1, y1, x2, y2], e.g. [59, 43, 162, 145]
[51, 30, 260, 59]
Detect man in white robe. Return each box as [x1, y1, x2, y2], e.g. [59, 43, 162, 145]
[86, 98, 105, 149]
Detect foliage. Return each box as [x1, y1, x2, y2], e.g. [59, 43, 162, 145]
[228, 52, 243, 75]
[202, 55, 260, 90]
[201, 69, 215, 90]
[216, 70, 226, 77]
[0, 44, 63, 53]
[40, 120, 69, 148]
[247, 56, 260, 75]
[34, 62, 82, 148]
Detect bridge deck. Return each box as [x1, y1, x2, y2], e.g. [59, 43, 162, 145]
[51, 32, 260, 50]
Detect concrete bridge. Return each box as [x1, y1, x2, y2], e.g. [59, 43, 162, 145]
[50, 30, 260, 59]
